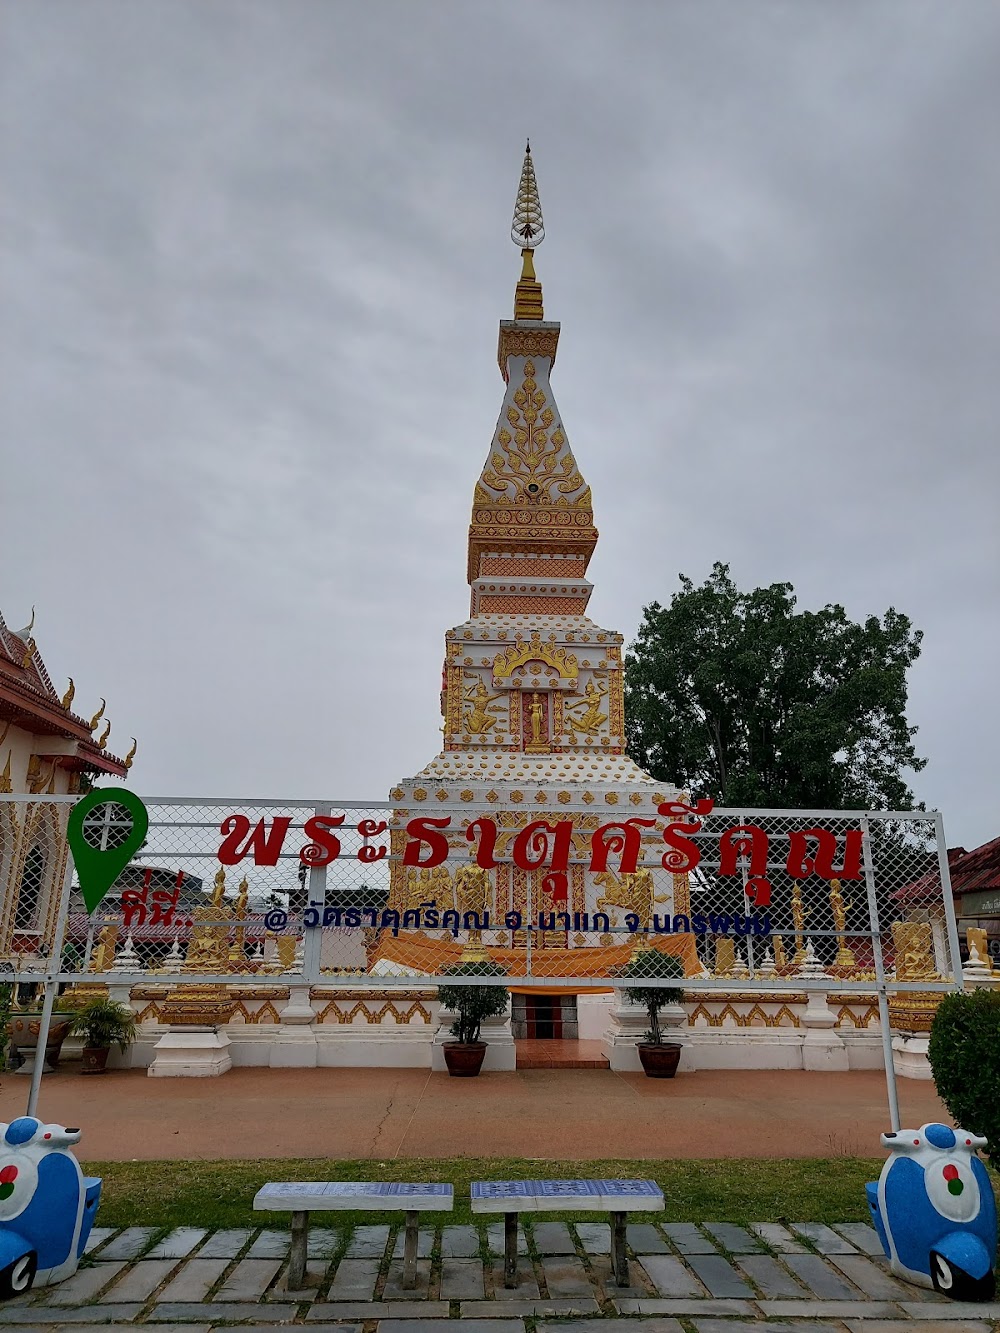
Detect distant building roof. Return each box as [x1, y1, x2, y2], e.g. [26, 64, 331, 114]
[949, 837, 1000, 896]
[894, 838, 1000, 904]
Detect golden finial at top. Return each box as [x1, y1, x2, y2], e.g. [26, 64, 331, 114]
[510, 142, 545, 321]
[123, 738, 138, 772]
[97, 718, 111, 750]
[89, 698, 106, 732]
[511, 140, 544, 249]
[62, 677, 76, 710]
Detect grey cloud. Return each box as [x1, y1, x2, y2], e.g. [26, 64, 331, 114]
[2, 0, 997, 842]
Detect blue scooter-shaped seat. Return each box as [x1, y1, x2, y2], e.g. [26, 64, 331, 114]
[0, 1118, 102, 1299]
[867, 1121, 997, 1300]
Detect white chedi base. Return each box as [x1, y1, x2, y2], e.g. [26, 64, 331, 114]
[147, 1028, 233, 1078]
[431, 1006, 516, 1072]
[800, 990, 850, 1072]
[269, 986, 319, 1068]
[892, 1034, 933, 1080]
[963, 944, 995, 986]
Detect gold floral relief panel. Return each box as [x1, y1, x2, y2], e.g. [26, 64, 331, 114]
[445, 664, 464, 739]
[481, 361, 587, 505]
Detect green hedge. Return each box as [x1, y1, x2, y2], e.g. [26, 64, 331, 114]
[928, 989, 1000, 1164]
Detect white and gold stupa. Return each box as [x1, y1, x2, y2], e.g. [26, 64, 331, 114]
[383, 147, 692, 978]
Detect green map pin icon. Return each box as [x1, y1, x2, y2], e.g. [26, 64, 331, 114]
[67, 788, 149, 914]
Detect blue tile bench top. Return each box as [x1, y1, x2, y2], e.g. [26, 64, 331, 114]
[254, 1181, 454, 1211]
[470, 1178, 664, 1213]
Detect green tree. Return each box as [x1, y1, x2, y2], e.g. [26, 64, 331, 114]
[625, 562, 925, 810]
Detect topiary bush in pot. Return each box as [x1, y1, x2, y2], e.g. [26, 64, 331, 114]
[437, 959, 509, 1077]
[620, 946, 686, 1077]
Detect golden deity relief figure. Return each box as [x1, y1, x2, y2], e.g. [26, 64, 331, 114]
[400, 864, 452, 913]
[524, 690, 549, 753]
[463, 679, 504, 735]
[565, 679, 608, 735]
[594, 868, 658, 926]
[454, 864, 493, 960]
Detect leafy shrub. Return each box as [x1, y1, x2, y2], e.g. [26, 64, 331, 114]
[438, 960, 509, 1045]
[620, 947, 685, 1044]
[0, 983, 11, 1071]
[70, 997, 137, 1052]
[928, 989, 1000, 1164]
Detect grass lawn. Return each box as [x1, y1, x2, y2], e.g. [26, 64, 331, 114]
[85, 1155, 884, 1230]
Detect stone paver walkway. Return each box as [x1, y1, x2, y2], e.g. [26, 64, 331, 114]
[4, 1221, 998, 1330]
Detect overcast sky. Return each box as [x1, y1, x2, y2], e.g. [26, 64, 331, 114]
[2, 1, 998, 848]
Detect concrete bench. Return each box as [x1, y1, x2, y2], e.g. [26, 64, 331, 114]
[470, 1177, 664, 1288]
[253, 1181, 454, 1289]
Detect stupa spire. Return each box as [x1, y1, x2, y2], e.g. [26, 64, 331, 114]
[467, 143, 597, 590]
[511, 141, 545, 321]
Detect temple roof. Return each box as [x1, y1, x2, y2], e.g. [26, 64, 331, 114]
[0, 607, 131, 778]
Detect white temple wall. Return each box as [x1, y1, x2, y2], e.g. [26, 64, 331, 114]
[603, 987, 887, 1073]
[95, 981, 965, 1077]
[577, 992, 613, 1040]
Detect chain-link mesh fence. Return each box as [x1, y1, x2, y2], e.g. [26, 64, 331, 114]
[0, 793, 962, 995]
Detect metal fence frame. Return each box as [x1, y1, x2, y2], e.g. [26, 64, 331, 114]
[1, 793, 963, 1129]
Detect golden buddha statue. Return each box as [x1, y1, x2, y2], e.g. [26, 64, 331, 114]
[88, 924, 118, 973]
[892, 921, 938, 981]
[227, 876, 251, 970]
[790, 881, 810, 964]
[714, 937, 736, 977]
[210, 867, 227, 908]
[185, 867, 233, 972]
[829, 878, 857, 970]
[967, 927, 993, 972]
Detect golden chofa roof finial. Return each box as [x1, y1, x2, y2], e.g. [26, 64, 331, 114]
[511, 140, 545, 321]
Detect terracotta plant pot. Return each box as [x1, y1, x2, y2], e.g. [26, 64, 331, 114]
[637, 1042, 682, 1078]
[80, 1046, 111, 1075]
[443, 1041, 488, 1077]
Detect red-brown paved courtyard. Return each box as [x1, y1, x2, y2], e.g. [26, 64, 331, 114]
[0, 1065, 947, 1160]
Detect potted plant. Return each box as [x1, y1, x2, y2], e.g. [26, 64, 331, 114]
[69, 997, 137, 1074]
[620, 945, 685, 1078]
[438, 959, 509, 1077]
